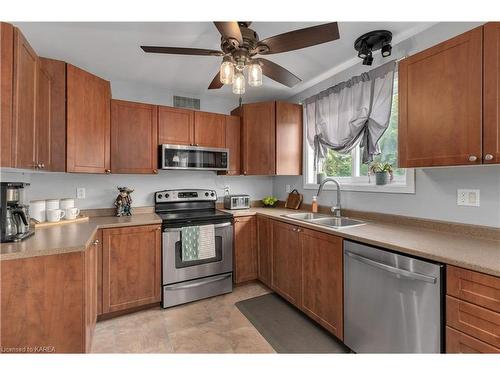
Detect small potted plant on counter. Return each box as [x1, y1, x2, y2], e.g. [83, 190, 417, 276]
[262, 196, 279, 208]
[369, 162, 394, 185]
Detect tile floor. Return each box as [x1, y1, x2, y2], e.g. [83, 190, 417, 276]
[91, 282, 275, 353]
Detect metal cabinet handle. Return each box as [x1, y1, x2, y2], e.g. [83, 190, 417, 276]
[468, 155, 478, 162]
[484, 154, 494, 161]
[345, 251, 437, 284]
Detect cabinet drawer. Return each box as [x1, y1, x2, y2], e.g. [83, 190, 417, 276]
[446, 296, 500, 349]
[446, 326, 500, 353]
[447, 265, 500, 313]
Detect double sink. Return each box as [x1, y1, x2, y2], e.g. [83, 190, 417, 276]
[282, 212, 365, 229]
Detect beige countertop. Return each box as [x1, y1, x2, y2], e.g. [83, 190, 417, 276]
[0, 213, 162, 261]
[222, 207, 500, 277]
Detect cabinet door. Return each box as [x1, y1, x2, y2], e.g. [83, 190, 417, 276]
[301, 229, 343, 339]
[194, 111, 225, 148]
[12, 27, 37, 169]
[67, 64, 111, 173]
[271, 220, 301, 306]
[398, 27, 483, 167]
[84, 234, 98, 352]
[446, 326, 500, 353]
[257, 216, 272, 287]
[39, 57, 66, 172]
[158, 106, 194, 145]
[95, 229, 103, 316]
[1, 22, 14, 167]
[234, 216, 258, 283]
[239, 102, 276, 175]
[102, 225, 161, 313]
[111, 99, 158, 174]
[276, 102, 302, 175]
[224, 115, 241, 175]
[35, 64, 51, 170]
[484, 22, 500, 164]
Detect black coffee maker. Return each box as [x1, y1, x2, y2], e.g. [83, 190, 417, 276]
[1, 182, 35, 243]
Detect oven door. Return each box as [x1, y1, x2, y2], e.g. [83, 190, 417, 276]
[161, 144, 229, 171]
[162, 221, 233, 285]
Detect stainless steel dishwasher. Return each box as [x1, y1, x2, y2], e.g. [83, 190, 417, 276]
[343, 240, 444, 353]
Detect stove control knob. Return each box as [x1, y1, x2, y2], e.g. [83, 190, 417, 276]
[210, 192, 215, 197]
[205, 192, 209, 197]
[165, 193, 170, 198]
[158, 194, 163, 200]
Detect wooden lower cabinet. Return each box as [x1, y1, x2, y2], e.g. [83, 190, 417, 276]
[102, 225, 161, 313]
[257, 216, 272, 287]
[271, 220, 302, 306]
[233, 216, 258, 283]
[446, 326, 500, 353]
[84, 233, 99, 352]
[301, 229, 343, 339]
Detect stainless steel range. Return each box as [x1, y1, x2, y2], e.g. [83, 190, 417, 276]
[155, 189, 234, 308]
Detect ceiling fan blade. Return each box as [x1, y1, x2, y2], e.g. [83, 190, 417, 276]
[213, 22, 243, 46]
[208, 71, 223, 90]
[256, 22, 340, 55]
[256, 58, 301, 88]
[141, 46, 223, 56]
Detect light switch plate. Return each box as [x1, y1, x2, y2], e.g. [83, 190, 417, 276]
[285, 185, 292, 193]
[77, 187, 86, 199]
[457, 189, 480, 207]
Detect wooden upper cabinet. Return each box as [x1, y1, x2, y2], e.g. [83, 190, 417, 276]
[38, 57, 66, 172]
[158, 106, 194, 146]
[257, 215, 272, 288]
[194, 111, 225, 148]
[483, 22, 500, 164]
[66, 64, 111, 173]
[276, 101, 302, 175]
[111, 100, 158, 174]
[398, 26, 483, 168]
[233, 216, 258, 284]
[301, 229, 343, 339]
[1, 22, 14, 167]
[12, 27, 37, 169]
[102, 225, 161, 313]
[271, 220, 302, 307]
[224, 115, 241, 175]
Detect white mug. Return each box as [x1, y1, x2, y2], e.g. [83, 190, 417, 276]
[30, 200, 46, 223]
[64, 207, 80, 220]
[60, 198, 75, 210]
[46, 199, 60, 210]
[47, 209, 65, 222]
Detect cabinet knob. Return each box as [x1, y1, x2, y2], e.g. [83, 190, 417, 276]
[484, 154, 494, 161]
[468, 155, 478, 162]
[40, 162, 45, 169]
[93, 239, 100, 245]
[105, 169, 111, 174]
[32, 162, 39, 169]
[153, 169, 158, 174]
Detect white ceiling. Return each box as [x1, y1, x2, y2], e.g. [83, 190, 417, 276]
[15, 22, 434, 101]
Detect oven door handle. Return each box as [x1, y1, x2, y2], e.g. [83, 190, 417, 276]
[163, 222, 232, 232]
[164, 273, 232, 290]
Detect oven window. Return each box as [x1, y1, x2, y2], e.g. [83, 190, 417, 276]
[164, 148, 227, 169]
[174, 236, 223, 268]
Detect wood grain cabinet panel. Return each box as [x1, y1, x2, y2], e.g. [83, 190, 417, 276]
[224, 115, 241, 175]
[257, 216, 272, 287]
[1, 22, 14, 167]
[398, 26, 483, 167]
[66, 64, 111, 173]
[84, 234, 99, 352]
[301, 229, 343, 339]
[12, 27, 37, 169]
[276, 101, 302, 175]
[194, 111, 225, 148]
[102, 225, 161, 313]
[234, 216, 258, 284]
[95, 229, 103, 316]
[158, 106, 194, 146]
[271, 220, 302, 307]
[111, 99, 158, 174]
[35, 63, 51, 170]
[483, 22, 500, 164]
[446, 326, 500, 353]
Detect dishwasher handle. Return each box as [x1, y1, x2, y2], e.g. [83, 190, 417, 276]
[345, 251, 437, 284]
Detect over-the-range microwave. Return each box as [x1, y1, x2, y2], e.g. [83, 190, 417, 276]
[160, 144, 229, 171]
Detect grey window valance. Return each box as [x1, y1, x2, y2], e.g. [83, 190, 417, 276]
[305, 60, 396, 166]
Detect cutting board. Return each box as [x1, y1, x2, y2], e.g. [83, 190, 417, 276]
[285, 189, 303, 210]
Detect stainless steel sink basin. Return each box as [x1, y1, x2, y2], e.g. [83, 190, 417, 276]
[282, 212, 329, 220]
[281, 213, 365, 229]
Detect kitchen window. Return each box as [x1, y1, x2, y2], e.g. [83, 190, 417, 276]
[303, 77, 415, 193]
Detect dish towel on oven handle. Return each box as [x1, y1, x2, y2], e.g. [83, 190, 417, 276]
[181, 224, 216, 261]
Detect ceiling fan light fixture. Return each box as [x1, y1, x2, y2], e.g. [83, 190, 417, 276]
[220, 59, 234, 85]
[248, 62, 262, 87]
[232, 71, 245, 94]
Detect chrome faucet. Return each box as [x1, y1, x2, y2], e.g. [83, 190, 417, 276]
[316, 178, 342, 217]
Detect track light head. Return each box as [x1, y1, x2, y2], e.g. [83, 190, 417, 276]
[362, 52, 374, 66]
[381, 44, 392, 57]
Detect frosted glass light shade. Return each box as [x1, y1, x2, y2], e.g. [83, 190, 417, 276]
[220, 61, 234, 85]
[248, 63, 262, 87]
[232, 71, 245, 94]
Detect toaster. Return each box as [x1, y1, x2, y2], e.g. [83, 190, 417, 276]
[224, 194, 250, 210]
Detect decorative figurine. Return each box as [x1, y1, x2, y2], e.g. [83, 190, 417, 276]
[114, 187, 134, 217]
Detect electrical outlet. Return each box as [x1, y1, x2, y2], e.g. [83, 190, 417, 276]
[77, 187, 86, 199]
[457, 189, 480, 207]
[285, 184, 292, 193]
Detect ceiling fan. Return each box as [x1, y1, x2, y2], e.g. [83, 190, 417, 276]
[140, 22, 340, 95]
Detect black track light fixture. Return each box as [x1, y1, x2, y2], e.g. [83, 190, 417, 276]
[354, 30, 393, 65]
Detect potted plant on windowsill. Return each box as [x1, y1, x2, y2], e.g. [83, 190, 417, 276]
[369, 162, 394, 185]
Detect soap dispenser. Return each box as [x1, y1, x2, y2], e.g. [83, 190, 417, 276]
[311, 196, 318, 213]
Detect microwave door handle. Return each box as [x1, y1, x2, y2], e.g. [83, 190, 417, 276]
[164, 222, 232, 232]
[345, 251, 437, 284]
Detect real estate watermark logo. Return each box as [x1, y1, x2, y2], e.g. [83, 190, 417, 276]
[1, 345, 56, 353]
